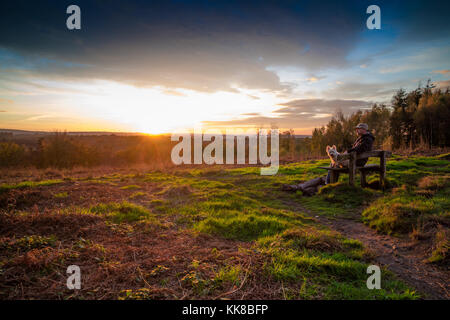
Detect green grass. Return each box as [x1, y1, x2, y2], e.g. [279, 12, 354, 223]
[107, 153, 445, 298]
[54, 192, 68, 198]
[213, 265, 242, 287]
[0, 179, 64, 193]
[300, 183, 380, 216]
[129, 191, 146, 199]
[7, 153, 444, 299]
[260, 247, 417, 299]
[195, 214, 291, 241]
[120, 185, 141, 190]
[122, 160, 422, 298]
[151, 153, 448, 298]
[89, 201, 154, 223]
[362, 174, 450, 235]
[126, 154, 446, 297]
[428, 226, 449, 264]
[1, 235, 57, 252]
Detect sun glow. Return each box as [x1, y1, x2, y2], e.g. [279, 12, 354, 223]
[55, 80, 283, 134]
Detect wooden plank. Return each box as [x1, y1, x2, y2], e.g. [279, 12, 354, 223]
[319, 164, 380, 173]
[356, 150, 382, 159]
[318, 166, 349, 172]
[357, 150, 392, 160]
[336, 150, 392, 162]
[357, 164, 381, 171]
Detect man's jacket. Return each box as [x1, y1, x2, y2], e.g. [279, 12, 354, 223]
[346, 132, 375, 166]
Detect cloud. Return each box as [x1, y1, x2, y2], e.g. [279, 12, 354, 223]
[202, 99, 372, 130]
[306, 75, 326, 83]
[275, 99, 372, 114]
[0, 1, 368, 93]
[436, 80, 450, 89]
[378, 46, 450, 75]
[322, 82, 397, 101]
[433, 70, 450, 75]
[241, 112, 260, 116]
[0, 98, 14, 109]
[162, 89, 187, 97]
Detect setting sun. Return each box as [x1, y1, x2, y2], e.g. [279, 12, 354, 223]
[28, 80, 285, 134]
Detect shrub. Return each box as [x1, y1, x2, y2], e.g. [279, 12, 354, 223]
[0, 142, 27, 167]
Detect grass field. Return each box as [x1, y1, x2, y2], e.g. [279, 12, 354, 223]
[0, 153, 448, 299]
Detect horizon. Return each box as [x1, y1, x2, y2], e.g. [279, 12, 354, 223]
[1, 1, 449, 134]
[0, 128, 313, 138]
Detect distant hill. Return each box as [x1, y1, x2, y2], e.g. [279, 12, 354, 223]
[0, 129, 311, 138]
[294, 134, 312, 138]
[0, 129, 145, 136]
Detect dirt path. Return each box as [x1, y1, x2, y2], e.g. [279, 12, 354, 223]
[286, 200, 449, 300]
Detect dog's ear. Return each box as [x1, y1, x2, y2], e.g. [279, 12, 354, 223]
[326, 145, 330, 151]
[332, 145, 336, 150]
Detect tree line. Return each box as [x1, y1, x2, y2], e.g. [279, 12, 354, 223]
[305, 82, 450, 156]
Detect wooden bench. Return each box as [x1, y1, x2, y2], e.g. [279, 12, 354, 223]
[319, 150, 392, 189]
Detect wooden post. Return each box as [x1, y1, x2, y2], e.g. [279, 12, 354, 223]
[328, 170, 336, 183]
[348, 152, 356, 186]
[380, 151, 386, 190]
[360, 170, 367, 187]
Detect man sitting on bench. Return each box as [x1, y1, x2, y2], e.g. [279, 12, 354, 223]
[325, 123, 375, 184]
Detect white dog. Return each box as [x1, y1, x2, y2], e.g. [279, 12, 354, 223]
[326, 145, 346, 168]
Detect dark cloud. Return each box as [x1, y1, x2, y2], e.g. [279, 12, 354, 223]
[1, 0, 448, 94]
[0, 0, 367, 93]
[384, 1, 450, 42]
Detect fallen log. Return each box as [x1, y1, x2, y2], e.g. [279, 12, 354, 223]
[298, 177, 325, 191]
[281, 176, 326, 195]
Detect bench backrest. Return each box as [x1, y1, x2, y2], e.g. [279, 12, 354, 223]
[336, 150, 392, 162]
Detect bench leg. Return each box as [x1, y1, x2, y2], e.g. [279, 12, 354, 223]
[330, 171, 338, 183]
[360, 171, 367, 188]
[379, 172, 385, 191]
[348, 152, 356, 186]
[380, 151, 386, 191]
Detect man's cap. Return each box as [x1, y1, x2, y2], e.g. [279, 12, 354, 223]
[355, 123, 369, 130]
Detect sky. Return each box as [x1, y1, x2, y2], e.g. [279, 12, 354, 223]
[0, 0, 449, 134]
